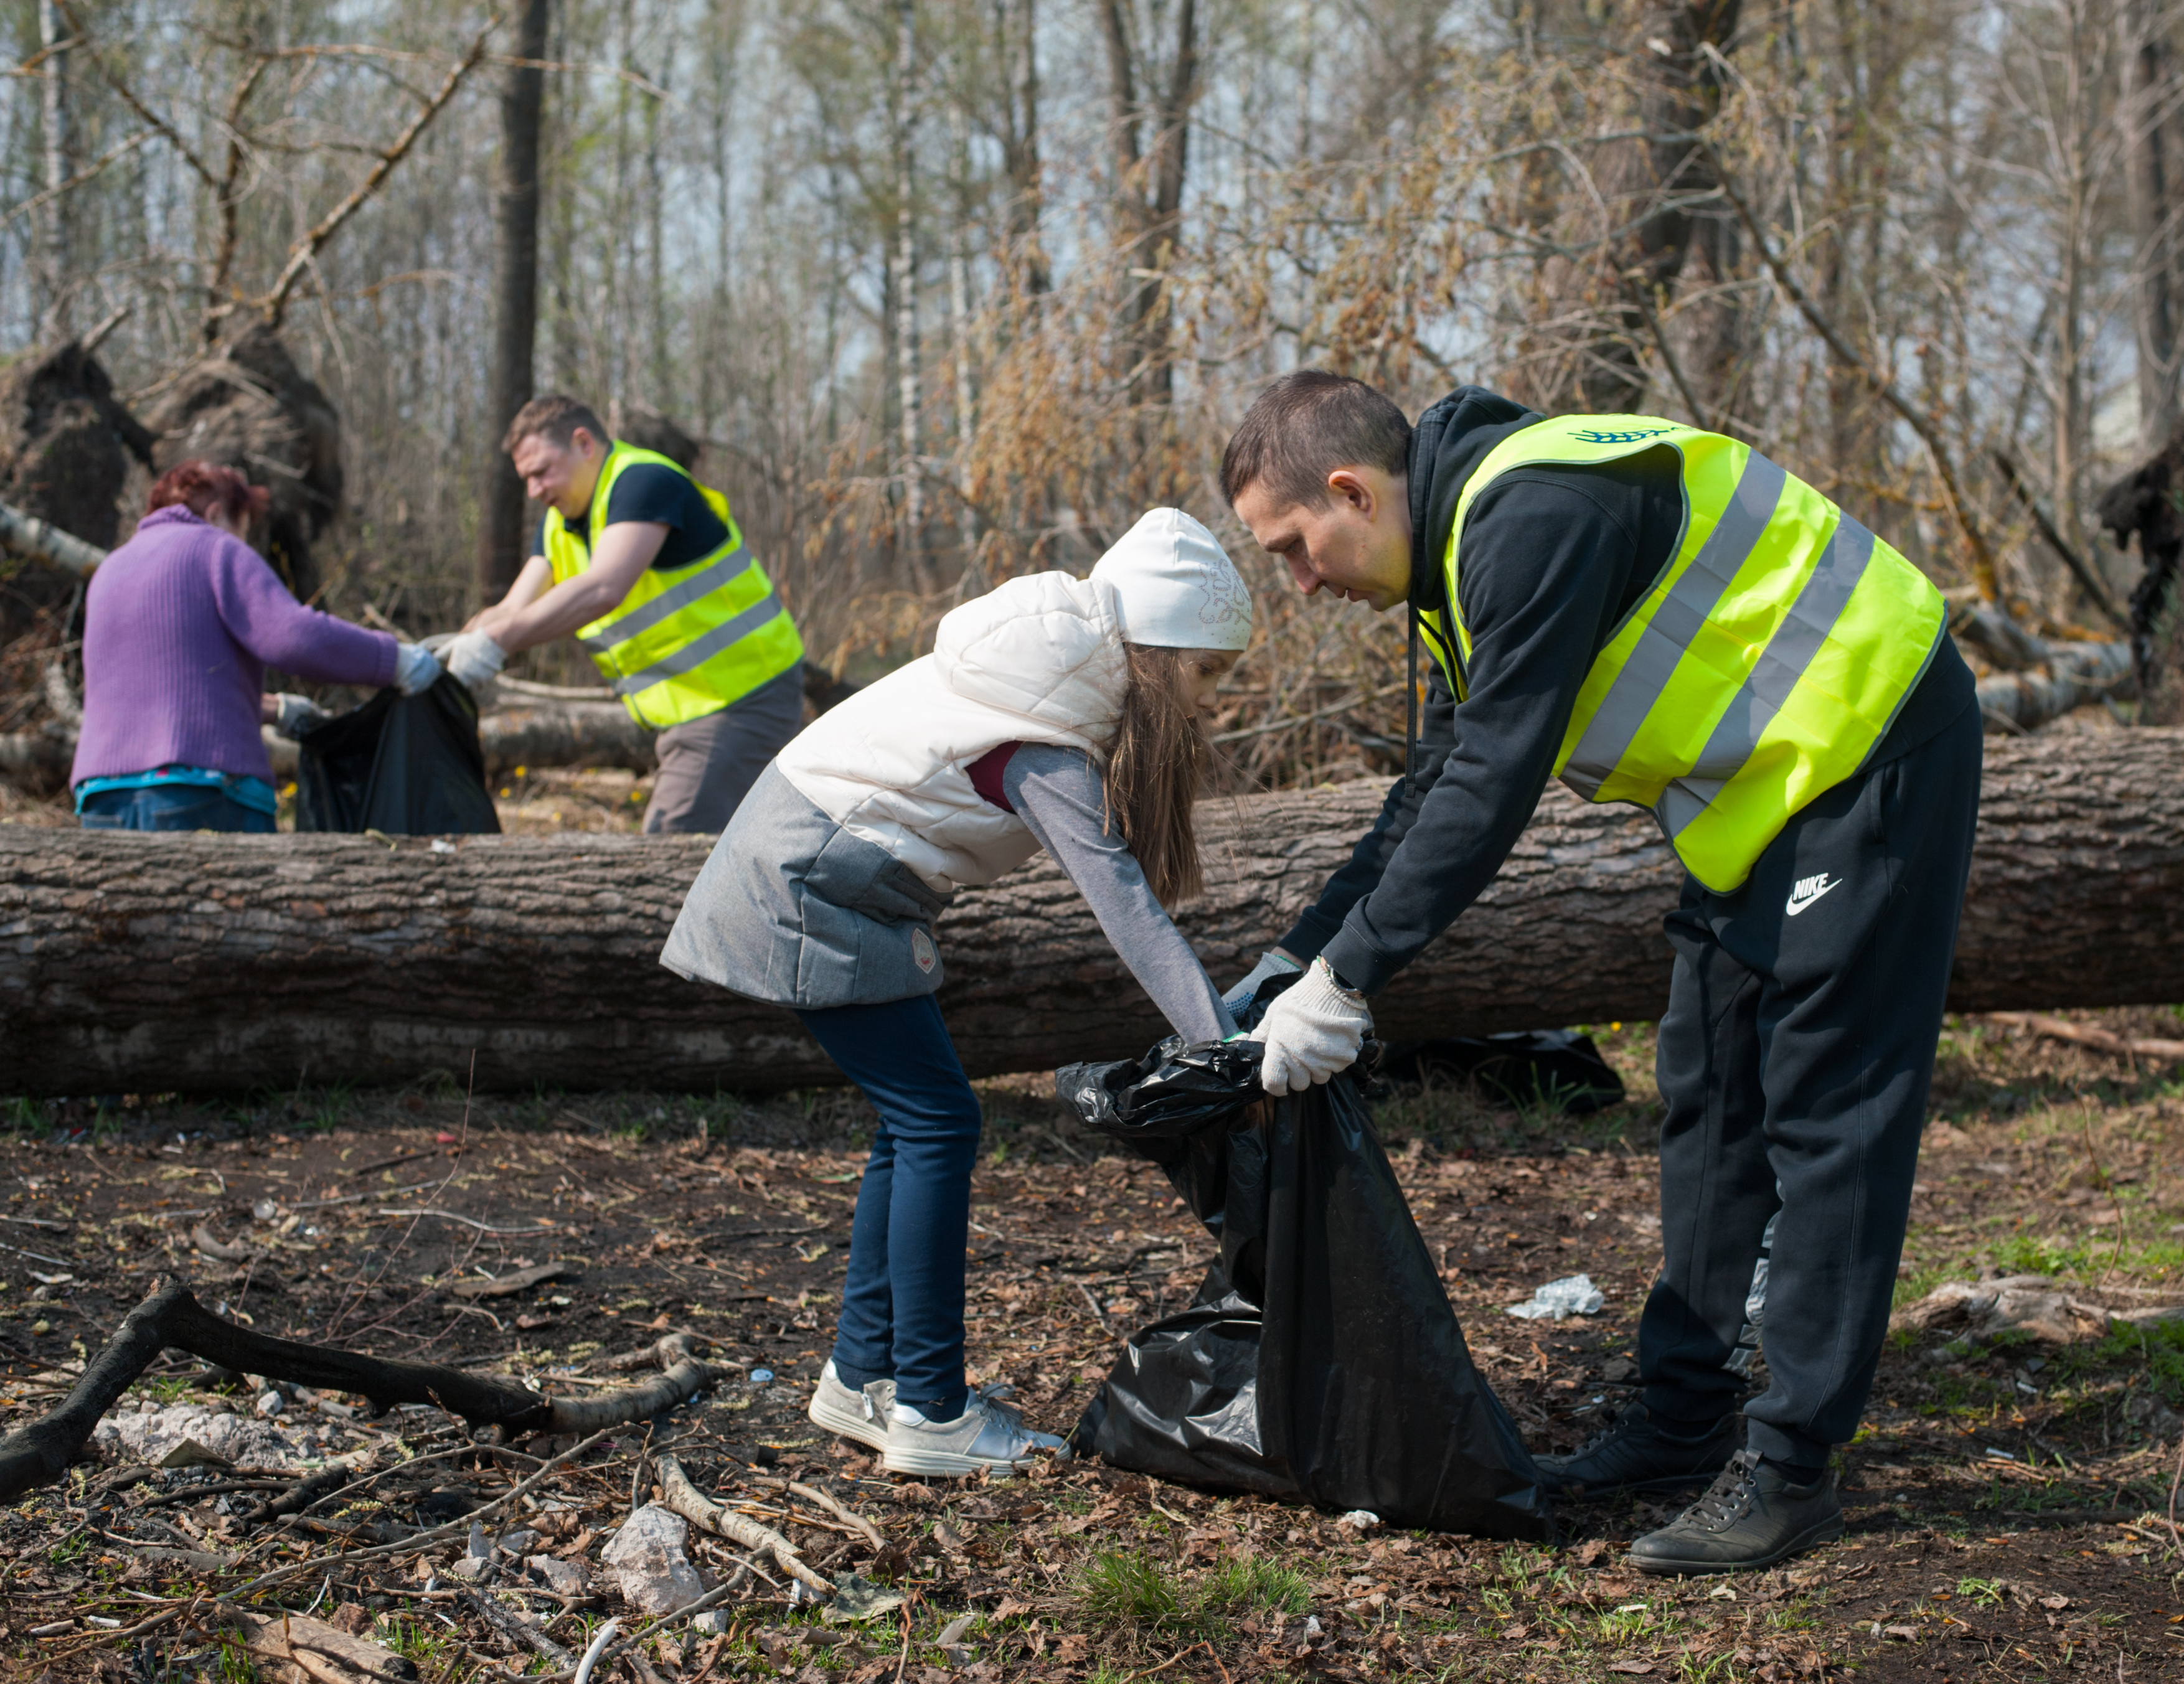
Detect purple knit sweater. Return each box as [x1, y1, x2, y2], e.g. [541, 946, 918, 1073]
[70, 506, 397, 787]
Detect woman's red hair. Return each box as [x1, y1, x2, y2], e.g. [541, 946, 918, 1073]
[146, 459, 270, 527]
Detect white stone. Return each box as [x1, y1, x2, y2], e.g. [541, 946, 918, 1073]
[92, 1403, 308, 1470]
[600, 1503, 707, 1615]
[529, 1555, 588, 1598]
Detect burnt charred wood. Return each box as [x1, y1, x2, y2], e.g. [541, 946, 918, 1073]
[2095, 419, 2184, 695]
[0, 1278, 735, 1502]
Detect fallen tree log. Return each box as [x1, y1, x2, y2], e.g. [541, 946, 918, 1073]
[2, 730, 2181, 1094]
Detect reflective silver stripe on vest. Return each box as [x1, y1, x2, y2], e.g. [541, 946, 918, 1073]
[1655, 515, 1880, 838]
[608, 593, 789, 697]
[576, 544, 756, 654]
[1561, 453, 1787, 799]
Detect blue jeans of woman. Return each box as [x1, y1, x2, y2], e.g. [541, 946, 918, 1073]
[78, 784, 276, 832]
[796, 994, 982, 1421]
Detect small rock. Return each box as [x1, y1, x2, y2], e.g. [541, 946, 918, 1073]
[1339, 1510, 1381, 1530]
[600, 1503, 707, 1615]
[497, 1528, 539, 1556]
[529, 1556, 586, 1597]
[446, 1554, 491, 1582]
[690, 1609, 731, 1635]
[255, 1391, 285, 1419]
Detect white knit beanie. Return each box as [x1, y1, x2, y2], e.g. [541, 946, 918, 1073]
[1089, 508, 1254, 652]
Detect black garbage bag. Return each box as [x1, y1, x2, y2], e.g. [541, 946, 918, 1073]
[1057, 1035, 1553, 1540]
[1380, 1028, 1624, 1114]
[294, 675, 501, 835]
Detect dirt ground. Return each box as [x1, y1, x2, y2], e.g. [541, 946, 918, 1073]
[4, 1010, 2183, 1683]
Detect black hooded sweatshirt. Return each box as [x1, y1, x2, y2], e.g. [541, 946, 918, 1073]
[1282, 386, 1975, 994]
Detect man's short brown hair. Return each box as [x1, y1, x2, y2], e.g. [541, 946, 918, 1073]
[1219, 370, 1411, 511]
[501, 394, 610, 455]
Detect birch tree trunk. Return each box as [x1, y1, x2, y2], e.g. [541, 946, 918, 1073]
[2123, 0, 2183, 450]
[37, 0, 69, 339]
[893, 0, 928, 591]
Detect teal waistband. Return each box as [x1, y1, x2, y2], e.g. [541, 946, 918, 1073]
[74, 765, 280, 816]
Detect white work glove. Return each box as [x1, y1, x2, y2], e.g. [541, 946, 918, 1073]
[1223, 949, 1301, 1015]
[393, 641, 443, 696]
[440, 629, 507, 692]
[1250, 956, 1372, 1095]
[268, 693, 329, 740]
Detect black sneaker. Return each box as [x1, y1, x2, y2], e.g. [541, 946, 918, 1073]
[1536, 1404, 1739, 1498]
[1628, 1449, 1844, 1575]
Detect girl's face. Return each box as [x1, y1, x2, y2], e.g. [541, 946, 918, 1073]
[1184, 648, 1241, 718]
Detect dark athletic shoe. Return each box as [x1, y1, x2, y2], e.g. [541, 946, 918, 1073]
[1629, 1449, 1845, 1575]
[1536, 1404, 1739, 1498]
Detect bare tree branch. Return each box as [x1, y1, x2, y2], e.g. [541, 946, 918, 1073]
[250, 16, 501, 331]
[1706, 146, 2005, 603]
[52, 0, 215, 187]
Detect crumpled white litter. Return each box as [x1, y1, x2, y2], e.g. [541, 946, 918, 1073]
[1504, 1273, 1606, 1321]
[92, 1402, 315, 1470]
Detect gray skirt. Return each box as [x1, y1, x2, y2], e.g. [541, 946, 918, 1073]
[659, 761, 953, 1009]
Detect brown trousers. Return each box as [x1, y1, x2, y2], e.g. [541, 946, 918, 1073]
[641, 664, 806, 835]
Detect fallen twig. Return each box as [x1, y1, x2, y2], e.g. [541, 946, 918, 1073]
[786, 1480, 885, 1550]
[1985, 1011, 2184, 1063]
[654, 1451, 832, 1595]
[461, 1585, 572, 1666]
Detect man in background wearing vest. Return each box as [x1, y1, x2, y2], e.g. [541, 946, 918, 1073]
[443, 395, 806, 832]
[1220, 374, 1980, 1574]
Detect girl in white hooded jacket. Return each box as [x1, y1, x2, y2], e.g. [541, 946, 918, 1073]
[662, 509, 1251, 1477]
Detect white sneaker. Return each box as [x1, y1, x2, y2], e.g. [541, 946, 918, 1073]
[882, 1385, 1064, 1478]
[807, 1360, 896, 1452]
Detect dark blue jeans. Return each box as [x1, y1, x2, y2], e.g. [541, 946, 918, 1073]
[79, 784, 276, 832]
[796, 994, 982, 1420]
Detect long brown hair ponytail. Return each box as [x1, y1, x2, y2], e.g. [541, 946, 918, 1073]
[1104, 644, 1210, 905]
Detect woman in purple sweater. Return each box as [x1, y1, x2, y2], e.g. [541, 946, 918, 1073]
[70, 460, 441, 832]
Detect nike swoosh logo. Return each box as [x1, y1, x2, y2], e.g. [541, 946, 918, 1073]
[1784, 877, 1840, 916]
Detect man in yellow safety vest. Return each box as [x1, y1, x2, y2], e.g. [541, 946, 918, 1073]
[445, 395, 806, 832]
[1219, 374, 1980, 1575]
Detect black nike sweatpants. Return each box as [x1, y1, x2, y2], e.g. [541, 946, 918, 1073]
[1638, 697, 1982, 1470]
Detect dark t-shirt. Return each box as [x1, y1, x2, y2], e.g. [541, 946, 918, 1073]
[535, 461, 733, 572]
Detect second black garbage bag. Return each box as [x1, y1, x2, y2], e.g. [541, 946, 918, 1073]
[294, 675, 501, 835]
[1057, 1035, 1553, 1541]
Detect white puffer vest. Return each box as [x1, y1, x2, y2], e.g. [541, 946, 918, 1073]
[775, 570, 1131, 893]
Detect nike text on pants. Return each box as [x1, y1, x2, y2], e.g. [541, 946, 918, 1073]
[796, 992, 983, 1420]
[1639, 697, 1982, 1470]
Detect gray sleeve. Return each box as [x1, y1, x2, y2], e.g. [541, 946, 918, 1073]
[1001, 743, 1238, 1044]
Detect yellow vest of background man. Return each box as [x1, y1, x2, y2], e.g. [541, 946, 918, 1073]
[544, 443, 804, 730]
[1422, 415, 1946, 893]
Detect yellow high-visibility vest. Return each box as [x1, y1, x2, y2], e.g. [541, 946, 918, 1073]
[544, 442, 804, 729]
[1423, 415, 1946, 892]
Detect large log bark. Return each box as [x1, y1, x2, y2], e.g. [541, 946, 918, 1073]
[3, 731, 2180, 1096]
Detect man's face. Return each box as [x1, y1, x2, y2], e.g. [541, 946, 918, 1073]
[1232, 466, 1413, 611]
[512, 428, 606, 519]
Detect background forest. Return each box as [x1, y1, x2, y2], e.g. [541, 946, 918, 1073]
[0, 0, 2177, 789]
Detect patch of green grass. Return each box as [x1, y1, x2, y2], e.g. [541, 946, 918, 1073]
[1079, 1548, 1309, 1642]
[295, 1081, 356, 1134]
[213, 1637, 258, 1684]
[2, 1096, 51, 1136]
[1199, 1557, 1310, 1618]
[1080, 1548, 1186, 1631]
[1995, 1233, 2086, 1277]
[1957, 1576, 2005, 1607]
